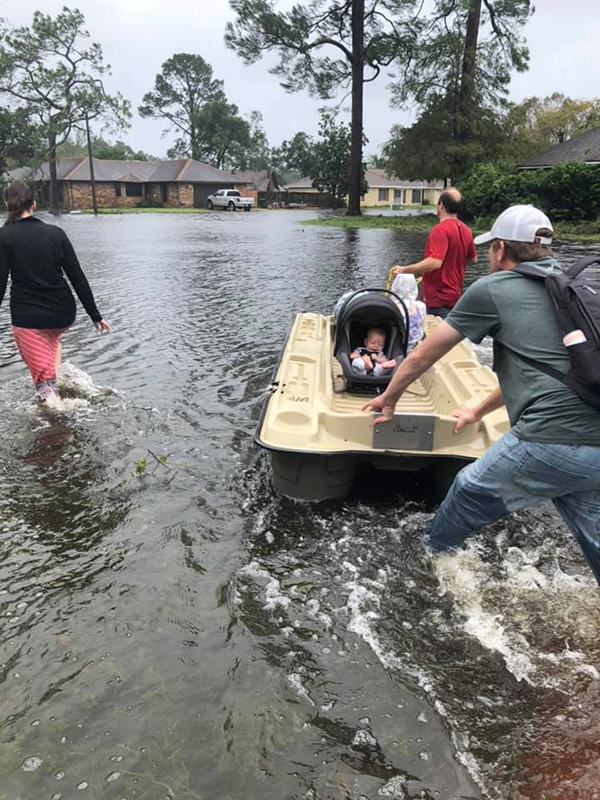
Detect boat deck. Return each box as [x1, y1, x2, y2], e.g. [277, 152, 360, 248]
[258, 313, 509, 459]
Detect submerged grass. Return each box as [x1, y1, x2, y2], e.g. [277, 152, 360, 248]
[304, 214, 437, 232]
[303, 214, 600, 242]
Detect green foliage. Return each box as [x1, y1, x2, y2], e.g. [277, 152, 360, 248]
[460, 161, 600, 222]
[272, 131, 316, 176]
[92, 137, 154, 161]
[131, 451, 170, 478]
[392, 0, 531, 111]
[0, 7, 130, 207]
[226, 0, 421, 100]
[504, 93, 600, 161]
[239, 110, 272, 170]
[137, 198, 163, 208]
[226, 1, 422, 214]
[169, 98, 250, 170]
[0, 106, 43, 173]
[303, 210, 600, 241]
[384, 89, 600, 183]
[57, 134, 154, 161]
[384, 96, 514, 181]
[140, 52, 273, 170]
[310, 113, 367, 208]
[139, 53, 225, 161]
[386, 0, 533, 179]
[133, 458, 148, 477]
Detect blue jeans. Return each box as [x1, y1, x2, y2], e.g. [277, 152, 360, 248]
[427, 306, 453, 319]
[427, 432, 600, 584]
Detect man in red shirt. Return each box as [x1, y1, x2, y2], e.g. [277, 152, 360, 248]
[393, 188, 477, 318]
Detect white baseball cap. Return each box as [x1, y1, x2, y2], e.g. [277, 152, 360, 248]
[473, 205, 554, 246]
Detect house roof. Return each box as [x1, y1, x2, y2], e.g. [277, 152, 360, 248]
[8, 157, 86, 182]
[518, 126, 600, 168]
[233, 169, 282, 192]
[283, 169, 444, 190]
[364, 169, 444, 189]
[6, 157, 247, 185]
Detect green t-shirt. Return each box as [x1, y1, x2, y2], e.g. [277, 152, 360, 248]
[446, 257, 600, 445]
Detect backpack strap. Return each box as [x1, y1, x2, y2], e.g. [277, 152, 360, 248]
[499, 265, 579, 387]
[512, 263, 547, 280]
[493, 339, 568, 383]
[504, 260, 600, 410]
[567, 256, 600, 279]
[493, 338, 600, 408]
[514, 256, 600, 280]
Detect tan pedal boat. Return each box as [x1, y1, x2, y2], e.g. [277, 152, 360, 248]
[256, 312, 510, 501]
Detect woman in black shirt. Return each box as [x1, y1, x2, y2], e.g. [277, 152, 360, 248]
[0, 182, 111, 401]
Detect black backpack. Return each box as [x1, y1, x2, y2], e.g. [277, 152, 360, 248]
[506, 257, 600, 410]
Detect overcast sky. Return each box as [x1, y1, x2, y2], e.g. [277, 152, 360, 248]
[2, 0, 599, 158]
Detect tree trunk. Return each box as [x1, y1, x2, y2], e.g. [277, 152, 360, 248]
[48, 130, 59, 213]
[85, 116, 98, 216]
[346, 0, 365, 217]
[455, 0, 482, 175]
[190, 123, 199, 161]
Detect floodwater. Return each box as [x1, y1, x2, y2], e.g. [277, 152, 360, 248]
[1, 209, 599, 800]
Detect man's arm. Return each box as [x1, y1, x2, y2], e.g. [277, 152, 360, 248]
[394, 257, 442, 276]
[361, 321, 464, 423]
[451, 387, 504, 433]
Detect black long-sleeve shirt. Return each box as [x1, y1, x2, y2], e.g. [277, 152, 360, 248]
[0, 216, 101, 329]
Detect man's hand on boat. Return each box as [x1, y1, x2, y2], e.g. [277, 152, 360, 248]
[451, 407, 480, 433]
[361, 394, 396, 425]
[451, 388, 505, 433]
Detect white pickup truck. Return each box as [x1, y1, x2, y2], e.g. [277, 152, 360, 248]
[206, 189, 254, 212]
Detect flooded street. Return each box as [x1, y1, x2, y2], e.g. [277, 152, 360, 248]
[1, 209, 600, 800]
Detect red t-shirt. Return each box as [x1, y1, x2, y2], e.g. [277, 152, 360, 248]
[422, 218, 476, 308]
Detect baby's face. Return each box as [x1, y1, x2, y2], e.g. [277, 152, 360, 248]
[366, 332, 385, 352]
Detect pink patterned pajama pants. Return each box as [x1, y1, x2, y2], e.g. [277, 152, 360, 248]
[12, 325, 68, 400]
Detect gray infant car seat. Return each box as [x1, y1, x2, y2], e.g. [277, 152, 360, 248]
[334, 289, 409, 393]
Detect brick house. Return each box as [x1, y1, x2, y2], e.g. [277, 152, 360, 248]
[7, 157, 256, 210]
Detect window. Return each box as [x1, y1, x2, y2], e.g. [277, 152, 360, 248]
[378, 188, 389, 202]
[227, 190, 241, 197]
[393, 189, 402, 200]
[412, 189, 422, 204]
[114, 183, 121, 197]
[125, 183, 143, 197]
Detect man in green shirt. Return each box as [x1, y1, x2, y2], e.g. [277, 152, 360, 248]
[363, 205, 600, 583]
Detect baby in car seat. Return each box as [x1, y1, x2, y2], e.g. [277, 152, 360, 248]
[350, 327, 397, 377]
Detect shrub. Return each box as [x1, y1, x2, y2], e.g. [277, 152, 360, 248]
[138, 198, 163, 208]
[460, 161, 600, 222]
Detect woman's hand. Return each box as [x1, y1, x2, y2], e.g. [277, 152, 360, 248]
[94, 319, 112, 333]
[361, 393, 397, 425]
[451, 407, 480, 434]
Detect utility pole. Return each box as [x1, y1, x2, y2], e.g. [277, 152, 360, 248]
[85, 116, 98, 216]
[347, 0, 365, 217]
